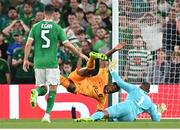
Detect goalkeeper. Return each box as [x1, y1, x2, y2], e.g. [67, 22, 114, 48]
[60, 43, 125, 111]
[77, 60, 167, 121]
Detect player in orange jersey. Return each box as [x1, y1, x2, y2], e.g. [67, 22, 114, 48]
[60, 43, 125, 111]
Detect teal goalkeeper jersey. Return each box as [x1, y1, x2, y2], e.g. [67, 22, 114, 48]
[28, 20, 68, 68]
[110, 71, 161, 121]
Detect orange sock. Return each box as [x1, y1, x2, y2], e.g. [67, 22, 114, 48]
[60, 76, 70, 88]
[86, 57, 95, 70]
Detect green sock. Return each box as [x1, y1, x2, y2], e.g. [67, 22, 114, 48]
[36, 86, 47, 96]
[46, 91, 56, 114]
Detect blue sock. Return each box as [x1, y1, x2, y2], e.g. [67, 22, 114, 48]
[91, 111, 104, 121]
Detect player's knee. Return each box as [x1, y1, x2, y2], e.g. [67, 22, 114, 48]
[67, 85, 76, 93]
[49, 85, 57, 91]
[41, 85, 48, 93]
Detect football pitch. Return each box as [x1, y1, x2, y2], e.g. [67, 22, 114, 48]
[0, 119, 180, 129]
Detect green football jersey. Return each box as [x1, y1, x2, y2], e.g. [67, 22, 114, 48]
[28, 20, 68, 68]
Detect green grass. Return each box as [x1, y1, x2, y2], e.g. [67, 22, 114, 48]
[0, 119, 180, 128]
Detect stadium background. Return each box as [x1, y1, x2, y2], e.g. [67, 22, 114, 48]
[0, 0, 180, 122]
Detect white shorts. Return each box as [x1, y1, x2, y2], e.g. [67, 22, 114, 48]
[35, 68, 60, 86]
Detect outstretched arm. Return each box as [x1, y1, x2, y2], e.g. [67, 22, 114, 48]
[110, 70, 135, 93]
[105, 42, 126, 57]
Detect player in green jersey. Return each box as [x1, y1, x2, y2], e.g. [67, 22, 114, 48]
[23, 4, 88, 123]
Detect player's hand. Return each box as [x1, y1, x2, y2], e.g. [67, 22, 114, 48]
[108, 59, 117, 71]
[79, 53, 88, 61]
[114, 42, 126, 51]
[23, 60, 31, 72]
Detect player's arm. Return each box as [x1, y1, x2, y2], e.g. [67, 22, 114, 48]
[147, 104, 161, 121]
[64, 41, 88, 60]
[105, 42, 126, 57]
[23, 38, 34, 72]
[58, 27, 88, 61]
[110, 70, 135, 92]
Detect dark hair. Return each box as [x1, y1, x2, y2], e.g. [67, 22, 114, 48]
[142, 82, 150, 88]
[112, 82, 120, 91]
[44, 4, 55, 15]
[63, 60, 72, 67]
[8, 6, 17, 12]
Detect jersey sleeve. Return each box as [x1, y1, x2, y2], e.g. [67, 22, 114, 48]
[110, 70, 135, 93]
[147, 103, 161, 121]
[58, 26, 69, 44]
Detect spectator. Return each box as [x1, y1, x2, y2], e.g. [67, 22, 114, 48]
[77, 40, 100, 75]
[78, 0, 95, 13]
[94, 15, 107, 28]
[95, 2, 112, 26]
[99, 33, 111, 54]
[96, 0, 112, 9]
[0, 32, 8, 60]
[34, 11, 44, 22]
[64, 0, 81, 23]
[76, 29, 91, 43]
[85, 20, 100, 43]
[85, 11, 95, 25]
[5, 6, 18, 27]
[140, 12, 163, 51]
[75, 8, 89, 29]
[6, 32, 23, 66]
[2, 20, 30, 44]
[166, 50, 180, 83]
[61, 60, 73, 78]
[0, 55, 11, 84]
[0, 0, 10, 14]
[18, 0, 45, 16]
[18, 1, 35, 26]
[53, 9, 66, 28]
[51, 0, 64, 12]
[0, 2, 8, 31]
[162, 8, 180, 60]
[157, 0, 171, 17]
[119, 15, 133, 48]
[93, 27, 107, 52]
[148, 48, 170, 84]
[11, 44, 35, 84]
[125, 36, 152, 84]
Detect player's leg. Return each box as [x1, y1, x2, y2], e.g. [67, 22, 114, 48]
[41, 68, 60, 123]
[77, 56, 95, 76]
[30, 69, 48, 108]
[105, 101, 135, 121]
[60, 75, 76, 93]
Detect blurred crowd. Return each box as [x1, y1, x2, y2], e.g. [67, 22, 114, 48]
[0, 0, 179, 84]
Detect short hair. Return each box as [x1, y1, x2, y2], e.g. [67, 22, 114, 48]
[112, 82, 120, 91]
[44, 4, 55, 15]
[63, 60, 72, 67]
[142, 82, 150, 88]
[8, 6, 17, 12]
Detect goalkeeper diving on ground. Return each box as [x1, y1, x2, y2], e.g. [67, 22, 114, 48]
[76, 59, 167, 122]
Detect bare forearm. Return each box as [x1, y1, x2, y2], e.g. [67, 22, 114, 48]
[105, 48, 116, 57]
[65, 42, 81, 57]
[24, 44, 31, 60]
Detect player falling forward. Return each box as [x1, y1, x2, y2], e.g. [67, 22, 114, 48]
[60, 43, 126, 111]
[23, 4, 88, 123]
[76, 59, 167, 122]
